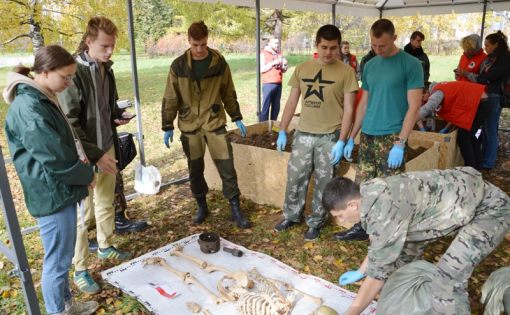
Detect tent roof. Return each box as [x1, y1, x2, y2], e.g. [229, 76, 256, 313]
[198, 0, 509, 16]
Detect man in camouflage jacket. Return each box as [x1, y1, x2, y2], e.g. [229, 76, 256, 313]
[322, 167, 510, 315]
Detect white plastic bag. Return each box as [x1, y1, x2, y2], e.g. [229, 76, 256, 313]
[134, 162, 161, 195]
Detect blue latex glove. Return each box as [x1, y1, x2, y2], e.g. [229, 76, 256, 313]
[235, 120, 247, 137]
[387, 144, 405, 169]
[276, 131, 287, 152]
[163, 130, 174, 148]
[330, 140, 345, 165]
[339, 270, 366, 286]
[419, 127, 427, 132]
[439, 127, 449, 134]
[343, 138, 355, 162]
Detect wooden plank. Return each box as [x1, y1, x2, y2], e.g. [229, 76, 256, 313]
[204, 122, 440, 208]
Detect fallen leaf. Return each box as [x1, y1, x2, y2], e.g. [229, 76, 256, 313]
[313, 255, 323, 262]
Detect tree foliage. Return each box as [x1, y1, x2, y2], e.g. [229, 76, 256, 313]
[168, 0, 254, 42]
[0, 0, 128, 53]
[134, 0, 173, 50]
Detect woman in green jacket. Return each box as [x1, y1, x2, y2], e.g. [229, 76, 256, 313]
[3, 45, 97, 315]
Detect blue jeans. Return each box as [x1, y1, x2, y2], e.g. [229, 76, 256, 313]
[261, 83, 282, 121]
[481, 94, 502, 169]
[37, 204, 77, 314]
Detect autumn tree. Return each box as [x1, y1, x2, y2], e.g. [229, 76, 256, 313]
[0, 0, 127, 54]
[134, 0, 173, 51]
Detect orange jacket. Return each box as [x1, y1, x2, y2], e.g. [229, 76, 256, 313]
[456, 50, 487, 82]
[432, 81, 485, 130]
[261, 50, 283, 84]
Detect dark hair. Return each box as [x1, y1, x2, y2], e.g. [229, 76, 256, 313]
[188, 21, 209, 40]
[371, 19, 395, 38]
[13, 45, 75, 78]
[411, 31, 425, 41]
[341, 41, 350, 46]
[76, 16, 118, 54]
[485, 31, 510, 57]
[315, 24, 342, 46]
[322, 177, 361, 212]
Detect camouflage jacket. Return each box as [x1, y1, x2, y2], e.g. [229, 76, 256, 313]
[360, 167, 510, 280]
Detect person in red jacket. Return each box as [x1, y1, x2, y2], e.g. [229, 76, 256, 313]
[260, 37, 288, 121]
[340, 41, 359, 79]
[454, 34, 487, 82]
[420, 81, 489, 169]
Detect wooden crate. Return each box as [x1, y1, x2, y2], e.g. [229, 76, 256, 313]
[204, 122, 440, 208]
[409, 118, 464, 169]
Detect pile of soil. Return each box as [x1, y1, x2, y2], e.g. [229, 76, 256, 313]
[229, 131, 427, 161]
[228, 130, 295, 152]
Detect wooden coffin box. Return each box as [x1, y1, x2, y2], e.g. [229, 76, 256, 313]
[409, 118, 464, 169]
[204, 121, 440, 208]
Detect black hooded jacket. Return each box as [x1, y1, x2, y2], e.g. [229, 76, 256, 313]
[404, 43, 430, 83]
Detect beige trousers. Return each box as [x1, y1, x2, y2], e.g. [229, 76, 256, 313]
[73, 147, 116, 271]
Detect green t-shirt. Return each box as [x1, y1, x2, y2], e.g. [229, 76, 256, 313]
[361, 50, 423, 136]
[191, 52, 213, 80]
[288, 59, 358, 134]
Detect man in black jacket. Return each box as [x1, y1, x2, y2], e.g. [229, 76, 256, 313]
[404, 31, 430, 84]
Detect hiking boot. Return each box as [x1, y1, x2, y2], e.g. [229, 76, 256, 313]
[193, 196, 209, 224]
[97, 246, 131, 260]
[304, 227, 321, 241]
[115, 212, 148, 234]
[66, 300, 99, 315]
[73, 271, 100, 294]
[274, 219, 299, 232]
[229, 195, 251, 229]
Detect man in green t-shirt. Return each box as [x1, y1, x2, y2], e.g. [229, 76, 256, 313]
[161, 21, 251, 229]
[336, 19, 424, 242]
[274, 24, 359, 241]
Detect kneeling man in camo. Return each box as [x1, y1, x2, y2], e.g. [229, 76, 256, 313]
[322, 167, 510, 315]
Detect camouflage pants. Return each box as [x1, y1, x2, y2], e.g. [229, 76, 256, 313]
[430, 208, 510, 315]
[180, 127, 240, 199]
[356, 133, 406, 183]
[394, 208, 510, 314]
[282, 131, 337, 228]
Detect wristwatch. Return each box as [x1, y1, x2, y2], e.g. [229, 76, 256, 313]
[394, 137, 407, 147]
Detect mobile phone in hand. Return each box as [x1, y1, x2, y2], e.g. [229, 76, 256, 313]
[121, 112, 136, 120]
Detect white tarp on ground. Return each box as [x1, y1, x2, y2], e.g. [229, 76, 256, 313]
[102, 234, 377, 315]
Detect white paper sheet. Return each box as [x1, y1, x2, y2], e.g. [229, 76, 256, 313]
[102, 234, 377, 314]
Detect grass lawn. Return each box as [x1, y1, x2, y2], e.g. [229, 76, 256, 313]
[0, 53, 508, 314]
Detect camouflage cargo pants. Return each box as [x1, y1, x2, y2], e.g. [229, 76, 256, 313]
[282, 131, 337, 229]
[356, 133, 406, 183]
[430, 198, 510, 315]
[393, 189, 510, 315]
[180, 127, 240, 199]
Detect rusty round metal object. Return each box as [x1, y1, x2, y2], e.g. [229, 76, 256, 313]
[198, 232, 220, 254]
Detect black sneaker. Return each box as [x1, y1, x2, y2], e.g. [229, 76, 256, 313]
[304, 227, 321, 241]
[115, 215, 148, 234]
[274, 219, 299, 232]
[88, 239, 98, 253]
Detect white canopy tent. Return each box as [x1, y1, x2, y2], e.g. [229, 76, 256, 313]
[194, 0, 509, 16]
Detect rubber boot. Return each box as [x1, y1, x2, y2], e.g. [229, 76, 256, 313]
[229, 195, 251, 229]
[193, 196, 208, 224]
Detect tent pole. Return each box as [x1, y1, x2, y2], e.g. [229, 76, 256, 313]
[126, 0, 146, 166]
[480, 0, 488, 39]
[332, 4, 336, 25]
[256, 0, 261, 122]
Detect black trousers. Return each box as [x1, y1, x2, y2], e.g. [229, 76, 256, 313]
[457, 99, 490, 169]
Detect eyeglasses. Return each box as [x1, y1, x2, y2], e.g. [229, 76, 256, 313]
[56, 72, 75, 83]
